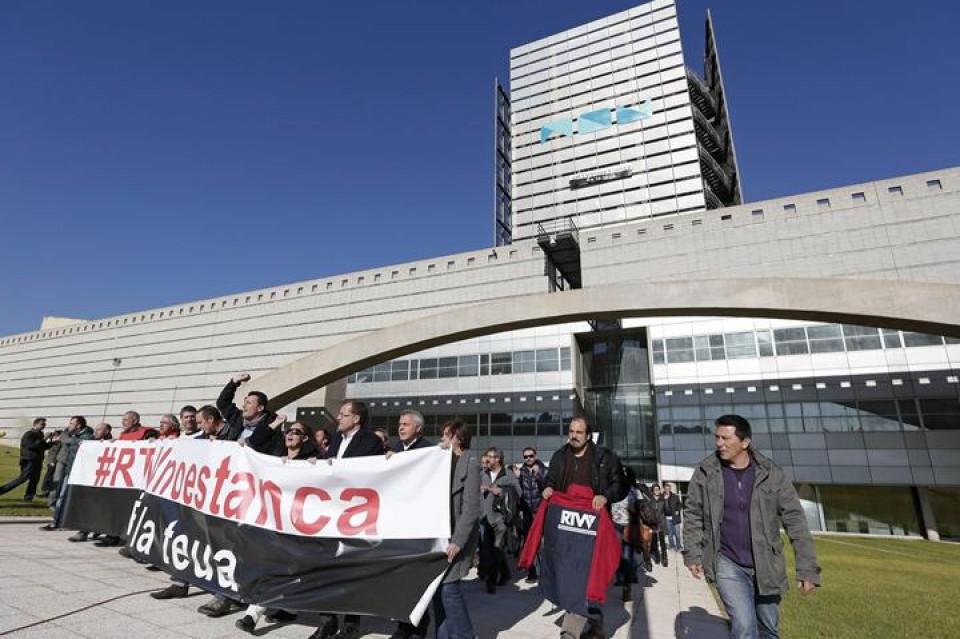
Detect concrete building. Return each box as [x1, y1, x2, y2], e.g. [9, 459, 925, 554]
[497, 0, 740, 245]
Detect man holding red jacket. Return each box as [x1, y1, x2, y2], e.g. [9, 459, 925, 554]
[522, 417, 627, 639]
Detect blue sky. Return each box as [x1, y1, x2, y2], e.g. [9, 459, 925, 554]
[0, 1, 956, 337]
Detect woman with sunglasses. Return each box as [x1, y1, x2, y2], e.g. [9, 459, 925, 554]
[235, 419, 317, 633]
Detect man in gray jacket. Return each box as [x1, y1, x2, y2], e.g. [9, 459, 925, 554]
[683, 414, 820, 639]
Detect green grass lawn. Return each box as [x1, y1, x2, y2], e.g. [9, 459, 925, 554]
[0, 448, 54, 517]
[779, 535, 960, 639]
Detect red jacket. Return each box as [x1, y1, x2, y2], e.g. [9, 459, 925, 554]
[519, 484, 621, 604]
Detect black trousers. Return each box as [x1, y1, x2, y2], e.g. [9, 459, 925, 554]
[0, 458, 43, 500]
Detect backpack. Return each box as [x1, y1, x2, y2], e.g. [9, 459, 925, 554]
[493, 485, 521, 528]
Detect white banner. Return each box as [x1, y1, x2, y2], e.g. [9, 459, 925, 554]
[70, 439, 451, 540]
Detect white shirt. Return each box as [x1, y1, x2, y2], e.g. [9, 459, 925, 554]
[337, 427, 358, 459]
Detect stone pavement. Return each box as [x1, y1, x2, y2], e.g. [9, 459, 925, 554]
[0, 518, 727, 639]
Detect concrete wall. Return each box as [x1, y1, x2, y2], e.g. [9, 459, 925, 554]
[0, 167, 958, 433]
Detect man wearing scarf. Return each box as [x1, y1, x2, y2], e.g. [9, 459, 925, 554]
[524, 417, 627, 639]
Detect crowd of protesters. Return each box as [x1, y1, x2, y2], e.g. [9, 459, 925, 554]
[5, 371, 817, 639]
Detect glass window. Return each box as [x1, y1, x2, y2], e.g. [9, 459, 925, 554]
[842, 325, 882, 351]
[757, 330, 774, 357]
[347, 372, 358, 383]
[560, 347, 571, 370]
[391, 360, 409, 381]
[665, 337, 694, 363]
[725, 332, 757, 359]
[881, 329, 902, 349]
[536, 348, 559, 372]
[491, 352, 512, 375]
[774, 328, 809, 355]
[373, 362, 391, 382]
[902, 332, 944, 347]
[514, 350, 536, 373]
[458, 355, 478, 377]
[438, 357, 458, 378]
[693, 335, 712, 361]
[479, 353, 489, 376]
[419, 358, 438, 379]
[820, 485, 921, 536]
[807, 325, 844, 353]
[409, 359, 419, 380]
[652, 339, 665, 364]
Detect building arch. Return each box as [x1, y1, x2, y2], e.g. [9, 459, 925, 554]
[258, 277, 960, 408]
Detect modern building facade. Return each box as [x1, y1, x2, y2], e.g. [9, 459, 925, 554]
[497, 0, 740, 245]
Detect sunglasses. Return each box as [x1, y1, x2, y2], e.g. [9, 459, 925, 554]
[523, 454, 535, 459]
[287, 429, 306, 436]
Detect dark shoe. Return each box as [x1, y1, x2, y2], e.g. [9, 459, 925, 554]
[662, 560, 668, 568]
[265, 610, 297, 624]
[118, 546, 133, 559]
[486, 579, 496, 594]
[388, 624, 414, 639]
[524, 575, 537, 584]
[644, 559, 653, 572]
[307, 616, 339, 639]
[38, 523, 56, 531]
[622, 583, 632, 602]
[68, 531, 89, 542]
[332, 623, 362, 639]
[23, 497, 33, 503]
[144, 564, 162, 571]
[197, 597, 237, 618]
[151, 584, 189, 600]
[235, 615, 256, 633]
[94, 536, 121, 547]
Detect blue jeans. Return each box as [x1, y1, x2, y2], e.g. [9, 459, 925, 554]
[665, 516, 682, 550]
[433, 581, 474, 639]
[715, 554, 781, 639]
[613, 524, 636, 584]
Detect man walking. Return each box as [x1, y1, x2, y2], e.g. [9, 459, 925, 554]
[662, 482, 682, 551]
[683, 414, 820, 639]
[538, 417, 626, 639]
[479, 447, 521, 594]
[517, 446, 546, 582]
[0, 418, 51, 501]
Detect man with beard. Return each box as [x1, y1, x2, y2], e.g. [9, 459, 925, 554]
[538, 417, 626, 639]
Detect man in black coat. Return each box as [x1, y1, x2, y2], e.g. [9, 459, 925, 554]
[308, 400, 383, 639]
[0, 418, 51, 501]
[217, 373, 276, 442]
[392, 409, 433, 453]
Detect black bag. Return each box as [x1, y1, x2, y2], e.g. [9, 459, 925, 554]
[493, 486, 520, 528]
[637, 498, 658, 527]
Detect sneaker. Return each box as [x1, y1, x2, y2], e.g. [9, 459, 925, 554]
[307, 616, 339, 639]
[118, 546, 133, 559]
[151, 584, 189, 600]
[332, 623, 362, 639]
[265, 610, 297, 624]
[38, 523, 57, 531]
[197, 597, 237, 618]
[68, 532, 89, 542]
[235, 615, 256, 633]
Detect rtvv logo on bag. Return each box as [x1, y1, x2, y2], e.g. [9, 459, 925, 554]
[557, 509, 598, 536]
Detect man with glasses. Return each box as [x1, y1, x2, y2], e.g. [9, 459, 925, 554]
[518, 447, 547, 582]
[308, 400, 382, 639]
[480, 447, 521, 594]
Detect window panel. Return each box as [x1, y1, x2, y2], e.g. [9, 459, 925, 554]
[536, 348, 559, 372]
[725, 332, 757, 359]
